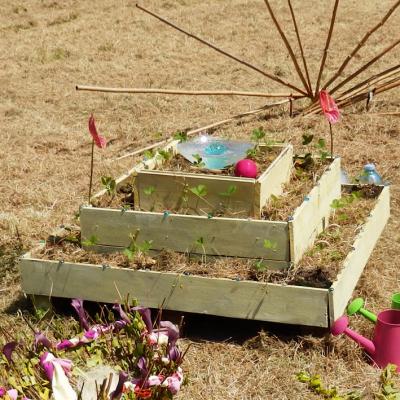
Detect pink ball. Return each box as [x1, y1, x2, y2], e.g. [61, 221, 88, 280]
[234, 159, 258, 178]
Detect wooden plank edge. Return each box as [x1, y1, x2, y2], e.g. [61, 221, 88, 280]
[20, 255, 329, 326]
[329, 185, 390, 323]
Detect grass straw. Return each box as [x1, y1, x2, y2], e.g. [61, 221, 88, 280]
[135, 4, 308, 96]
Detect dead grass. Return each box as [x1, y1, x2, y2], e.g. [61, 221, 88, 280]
[1, 0, 400, 398]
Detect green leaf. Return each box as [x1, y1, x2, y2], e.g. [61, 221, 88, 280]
[143, 149, 155, 160]
[82, 235, 99, 247]
[263, 239, 277, 251]
[143, 186, 156, 196]
[173, 130, 188, 143]
[219, 185, 237, 197]
[190, 184, 207, 197]
[251, 127, 266, 141]
[302, 134, 314, 145]
[316, 138, 326, 149]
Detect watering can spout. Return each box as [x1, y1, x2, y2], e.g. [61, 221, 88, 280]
[331, 316, 376, 355]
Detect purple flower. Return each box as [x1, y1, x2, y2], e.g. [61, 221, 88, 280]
[2, 341, 18, 363]
[34, 332, 53, 351]
[168, 346, 182, 363]
[159, 321, 179, 347]
[71, 299, 90, 331]
[112, 304, 131, 324]
[137, 357, 148, 377]
[131, 306, 153, 333]
[110, 371, 128, 400]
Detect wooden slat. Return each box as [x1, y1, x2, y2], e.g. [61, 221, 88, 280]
[80, 207, 290, 260]
[20, 256, 329, 327]
[136, 170, 256, 217]
[289, 158, 341, 264]
[257, 144, 293, 212]
[136, 144, 292, 218]
[91, 141, 178, 201]
[329, 185, 390, 324]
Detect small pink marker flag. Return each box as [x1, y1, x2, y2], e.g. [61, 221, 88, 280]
[319, 90, 340, 124]
[88, 114, 107, 148]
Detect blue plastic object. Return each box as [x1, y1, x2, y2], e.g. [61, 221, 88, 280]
[358, 163, 383, 185]
[177, 136, 253, 170]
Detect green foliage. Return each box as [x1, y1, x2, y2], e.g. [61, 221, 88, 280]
[263, 239, 278, 251]
[124, 233, 153, 260]
[143, 186, 156, 196]
[219, 185, 237, 197]
[253, 259, 268, 272]
[158, 148, 173, 162]
[302, 133, 314, 145]
[81, 235, 99, 247]
[296, 371, 362, 399]
[143, 149, 155, 160]
[190, 184, 207, 197]
[376, 364, 400, 399]
[246, 146, 258, 159]
[192, 153, 205, 168]
[101, 176, 116, 196]
[173, 130, 188, 143]
[251, 127, 266, 143]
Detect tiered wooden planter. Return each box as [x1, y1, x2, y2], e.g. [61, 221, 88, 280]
[20, 185, 390, 327]
[81, 153, 341, 267]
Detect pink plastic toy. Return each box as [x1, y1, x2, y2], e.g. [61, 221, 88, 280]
[331, 310, 400, 371]
[234, 159, 258, 178]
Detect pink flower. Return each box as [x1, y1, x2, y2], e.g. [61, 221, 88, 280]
[162, 368, 183, 395]
[148, 375, 164, 386]
[88, 115, 107, 148]
[319, 90, 340, 124]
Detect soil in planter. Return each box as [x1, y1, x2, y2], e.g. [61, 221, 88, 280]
[32, 185, 380, 288]
[92, 153, 332, 222]
[154, 145, 282, 179]
[261, 156, 331, 221]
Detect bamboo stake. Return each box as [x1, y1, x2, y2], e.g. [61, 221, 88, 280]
[338, 64, 400, 98]
[314, 0, 340, 97]
[330, 37, 400, 94]
[263, 0, 311, 96]
[305, 76, 400, 115]
[136, 4, 308, 97]
[114, 98, 291, 161]
[337, 72, 400, 103]
[323, 0, 400, 90]
[287, 0, 313, 94]
[75, 85, 304, 98]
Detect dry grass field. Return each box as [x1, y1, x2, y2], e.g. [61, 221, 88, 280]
[1, 0, 400, 398]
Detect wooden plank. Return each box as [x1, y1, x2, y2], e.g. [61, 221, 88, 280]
[257, 144, 293, 212]
[20, 256, 329, 327]
[91, 141, 178, 201]
[137, 144, 291, 218]
[136, 170, 256, 217]
[329, 185, 390, 324]
[289, 157, 341, 264]
[80, 207, 290, 260]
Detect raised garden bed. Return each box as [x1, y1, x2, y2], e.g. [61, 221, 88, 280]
[82, 155, 341, 267]
[134, 142, 293, 218]
[20, 185, 390, 327]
